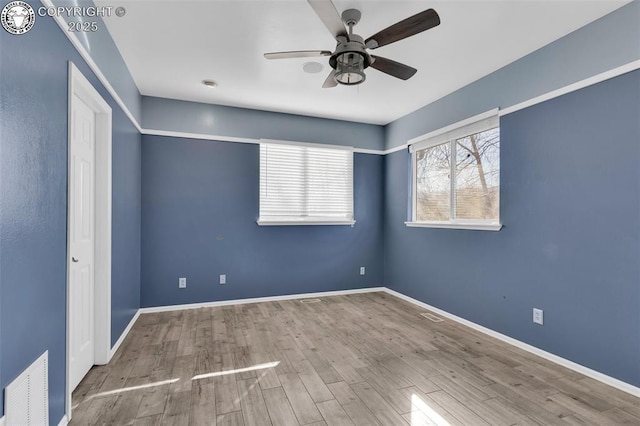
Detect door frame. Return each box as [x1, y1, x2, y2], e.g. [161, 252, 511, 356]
[65, 62, 112, 420]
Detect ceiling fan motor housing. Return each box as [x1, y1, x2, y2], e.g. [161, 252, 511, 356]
[329, 37, 371, 70]
[330, 38, 371, 85]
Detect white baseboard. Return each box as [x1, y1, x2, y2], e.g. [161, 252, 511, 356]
[139, 287, 385, 314]
[383, 288, 640, 398]
[0, 415, 5, 426]
[108, 309, 141, 361]
[57, 414, 69, 426]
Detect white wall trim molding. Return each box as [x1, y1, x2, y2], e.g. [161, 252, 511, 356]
[42, 0, 142, 133]
[382, 288, 640, 398]
[499, 60, 640, 117]
[353, 147, 386, 155]
[57, 414, 69, 426]
[109, 310, 141, 361]
[139, 287, 385, 314]
[382, 144, 409, 155]
[0, 415, 5, 426]
[142, 128, 259, 145]
[141, 129, 388, 154]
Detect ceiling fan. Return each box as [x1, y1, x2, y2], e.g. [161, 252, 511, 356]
[264, 0, 440, 88]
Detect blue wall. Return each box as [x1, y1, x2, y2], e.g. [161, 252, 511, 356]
[384, 70, 640, 387]
[386, 0, 640, 150]
[141, 136, 384, 307]
[111, 116, 142, 346]
[0, 4, 141, 421]
[142, 96, 385, 151]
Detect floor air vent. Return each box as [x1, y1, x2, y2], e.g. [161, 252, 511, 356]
[420, 312, 444, 322]
[5, 351, 49, 426]
[300, 298, 322, 304]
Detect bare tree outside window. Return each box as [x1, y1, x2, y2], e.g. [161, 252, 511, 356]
[415, 127, 499, 222]
[455, 128, 500, 220]
[416, 143, 450, 221]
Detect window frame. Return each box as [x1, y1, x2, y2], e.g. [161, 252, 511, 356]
[257, 139, 356, 227]
[405, 110, 502, 231]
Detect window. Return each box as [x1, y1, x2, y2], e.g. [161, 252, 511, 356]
[258, 141, 354, 225]
[407, 111, 501, 231]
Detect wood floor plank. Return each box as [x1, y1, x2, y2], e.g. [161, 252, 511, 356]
[402, 390, 465, 426]
[262, 387, 300, 426]
[237, 378, 272, 426]
[401, 409, 439, 426]
[251, 352, 282, 390]
[137, 385, 170, 418]
[214, 378, 242, 415]
[480, 396, 540, 426]
[427, 390, 491, 425]
[71, 293, 640, 426]
[165, 390, 192, 416]
[378, 356, 440, 394]
[217, 411, 244, 426]
[301, 349, 343, 385]
[293, 360, 335, 403]
[278, 373, 324, 424]
[107, 392, 142, 425]
[133, 414, 163, 426]
[350, 382, 409, 426]
[601, 407, 640, 425]
[428, 373, 492, 405]
[191, 378, 216, 407]
[69, 395, 118, 425]
[316, 399, 354, 425]
[161, 412, 190, 426]
[326, 381, 381, 426]
[189, 403, 217, 426]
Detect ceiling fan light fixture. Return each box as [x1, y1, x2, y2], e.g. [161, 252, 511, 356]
[334, 51, 366, 85]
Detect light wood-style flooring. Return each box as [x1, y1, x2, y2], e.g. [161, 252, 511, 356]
[70, 292, 640, 425]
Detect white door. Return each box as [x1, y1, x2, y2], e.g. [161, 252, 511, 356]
[69, 93, 96, 391]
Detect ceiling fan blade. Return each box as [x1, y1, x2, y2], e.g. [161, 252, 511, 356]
[307, 0, 348, 40]
[370, 56, 417, 80]
[264, 50, 332, 60]
[322, 69, 337, 88]
[365, 9, 440, 49]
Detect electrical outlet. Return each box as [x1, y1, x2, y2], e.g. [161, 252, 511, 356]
[219, 274, 226, 285]
[533, 308, 544, 325]
[179, 278, 187, 289]
[360, 266, 366, 275]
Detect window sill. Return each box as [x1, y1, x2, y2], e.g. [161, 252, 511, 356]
[257, 220, 356, 227]
[404, 221, 502, 231]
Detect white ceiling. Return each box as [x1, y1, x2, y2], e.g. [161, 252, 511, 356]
[97, 0, 628, 125]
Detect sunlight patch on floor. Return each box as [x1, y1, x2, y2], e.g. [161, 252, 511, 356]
[191, 361, 280, 381]
[73, 378, 180, 409]
[411, 393, 451, 426]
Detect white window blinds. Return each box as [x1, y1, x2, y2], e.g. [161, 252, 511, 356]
[258, 142, 354, 225]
